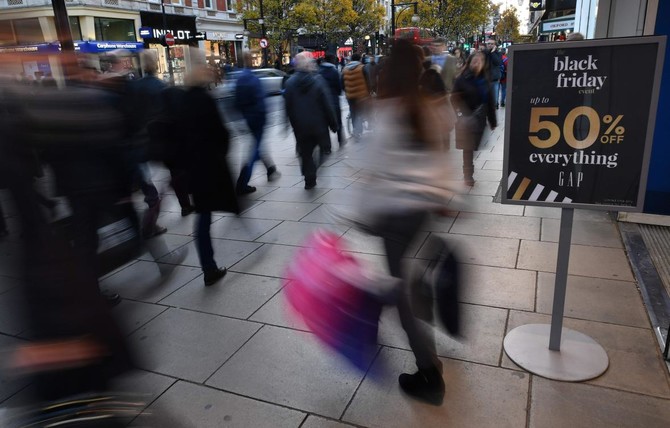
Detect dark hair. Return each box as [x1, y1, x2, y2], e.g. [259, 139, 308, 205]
[324, 53, 337, 65]
[459, 50, 489, 80]
[351, 53, 361, 61]
[377, 39, 427, 143]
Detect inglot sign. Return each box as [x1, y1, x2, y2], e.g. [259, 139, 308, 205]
[502, 36, 666, 211]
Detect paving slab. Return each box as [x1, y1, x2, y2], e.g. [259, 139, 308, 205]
[260, 187, 331, 203]
[302, 415, 357, 427]
[160, 272, 283, 319]
[523, 206, 612, 221]
[517, 240, 635, 281]
[503, 311, 670, 399]
[100, 261, 202, 303]
[209, 217, 281, 241]
[111, 299, 168, 336]
[0, 288, 27, 336]
[536, 272, 649, 328]
[231, 243, 298, 278]
[541, 218, 624, 248]
[468, 180, 501, 197]
[137, 233, 194, 261]
[312, 189, 359, 205]
[207, 325, 371, 419]
[156, 212, 197, 236]
[483, 160, 503, 170]
[461, 264, 536, 311]
[343, 347, 529, 428]
[529, 377, 670, 428]
[0, 334, 30, 404]
[472, 169, 503, 182]
[134, 381, 306, 428]
[450, 195, 525, 216]
[419, 233, 519, 269]
[127, 308, 261, 383]
[0, 275, 20, 295]
[240, 201, 320, 221]
[248, 286, 310, 331]
[451, 212, 541, 240]
[378, 303, 508, 366]
[162, 239, 262, 270]
[256, 221, 348, 246]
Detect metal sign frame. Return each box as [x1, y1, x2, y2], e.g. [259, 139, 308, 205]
[502, 36, 666, 212]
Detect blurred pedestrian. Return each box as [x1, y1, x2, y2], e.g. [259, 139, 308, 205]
[484, 39, 503, 109]
[135, 49, 195, 217]
[318, 53, 345, 149]
[342, 53, 371, 139]
[180, 65, 239, 285]
[235, 51, 280, 195]
[420, 46, 455, 150]
[100, 49, 166, 239]
[451, 51, 497, 186]
[355, 39, 457, 405]
[284, 52, 338, 189]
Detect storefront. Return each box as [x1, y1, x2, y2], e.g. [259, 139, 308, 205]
[139, 11, 197, 85]
[204, 31, 243, 70]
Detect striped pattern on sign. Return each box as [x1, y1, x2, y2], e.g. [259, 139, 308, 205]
[507, 171, 572, 203]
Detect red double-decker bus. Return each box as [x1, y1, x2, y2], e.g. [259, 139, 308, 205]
[394, 27, 434, 45]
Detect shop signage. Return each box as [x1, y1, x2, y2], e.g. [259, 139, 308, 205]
[140, 11, 197, 44]
[193, 32, 207, 41]
[139, 27, 152, 39]
[529, 1, 543, 11]
[502, 37, 666, 211]
[75, 41, 144, 53]
[0, 43, 60, 54]
[540, 17, 575, 33]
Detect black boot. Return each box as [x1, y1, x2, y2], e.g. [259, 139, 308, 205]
[236, 166, 256, 195]
[399, 366, 445, 405]
[204, 267, 227, 286]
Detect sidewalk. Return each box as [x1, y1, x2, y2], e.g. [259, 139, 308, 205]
[1, 106, 670, 427]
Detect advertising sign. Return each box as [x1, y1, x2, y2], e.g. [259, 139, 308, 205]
[139, 12, 197, 44]
[502, 37, 666, 211]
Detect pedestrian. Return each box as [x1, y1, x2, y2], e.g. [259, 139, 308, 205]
[99, 49, 167, 239]
[451, 50, 497, 186]
[284, 52, 338, 190]
[134, 49, 195, 216]
[341, 53, 371, 139]
[318, 53, 345, 149]
[484, 39, 503, 109]
[180, 65, 239, 285]
[354, 39, 457, 405]
[339, 55, 346, 71]
[235, 51, 280, 195]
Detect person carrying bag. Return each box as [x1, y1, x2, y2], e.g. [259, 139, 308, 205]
[451, 50, 497, 186]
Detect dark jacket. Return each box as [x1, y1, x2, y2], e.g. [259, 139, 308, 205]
[451, 70, 497, 128]
[318, 62, 342, 107]
[284, 71, 338, 143]
[234, 68, 266, 129]
[487, 48, 503, 81]
[180, 86, 239, 214]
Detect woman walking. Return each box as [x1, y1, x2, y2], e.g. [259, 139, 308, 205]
[451, 51, 497, 186]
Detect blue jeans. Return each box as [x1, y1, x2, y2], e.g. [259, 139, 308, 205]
[196, 211, 216, 271]
[491, 80, 500, 107]
[239, 116, 273, 186]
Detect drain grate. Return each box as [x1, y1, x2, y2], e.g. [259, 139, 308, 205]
[639, 224, 670, 300]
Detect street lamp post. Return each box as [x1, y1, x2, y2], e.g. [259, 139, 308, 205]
[162, 0, 174, 85]
[391, 1, 419, 38]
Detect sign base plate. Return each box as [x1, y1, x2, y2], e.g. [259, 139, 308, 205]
[504, 324, 609, 381]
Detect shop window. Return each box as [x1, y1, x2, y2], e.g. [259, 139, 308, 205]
[0, 20, 14, 45]
[69, 16, 82, 41]
[13, 18, 44, 44]
[94, 17, 136, 41]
